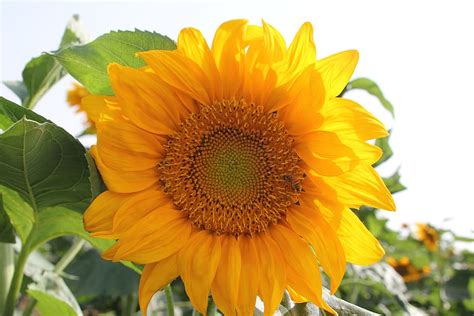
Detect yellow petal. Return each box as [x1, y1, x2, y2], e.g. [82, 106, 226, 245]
[270, 224, 334, 314]
[337, 208, 385, 265]
[279, 68, 325, 135]
[90, 146, 158, 193]
[95, 105, 164, 172]
[138, 50, 211, 105]
[104, 213, 191, 264]
[316, 50, 359, 98]
[177, 27, 221, 101]
[295, 131, 382, 176]
[108, 63, 182, 134]
[83, 190, 132, 233]
[178, 231, 222, 314]
[254, 234, 286, 316]
[324, 164, 396, 211]
[277, 22, 316, 84]
[287, 206, 346, 294]
[321, 98, 389, 141]
[139, 254, 179, 316]
[111, 190, 170, 236]
[81, 95, 110, 123]
[246, 20, 286, 68]
[287, 286, 308, 303]
[237, 236, 260, 315]
[211, 19, 248, 99]
[211, 236, 241, 316]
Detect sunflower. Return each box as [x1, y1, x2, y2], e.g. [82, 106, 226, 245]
[386, 257, 431, 283]
[83, 19, 395, 315]
[416, 223, 439, 252]
[67, 82, 101, 126]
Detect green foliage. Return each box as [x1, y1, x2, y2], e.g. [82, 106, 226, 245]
[0, 194, 15, 243]
[27, 290, 77, 316]
[383, 170, 407, 194]
[347, 77, 395, 117]
[65, 249, 139, 298]
[0, 97, 49, 130]
[52, 29, 176, 95]
[373, 134, 393, 168]
[4, 15, 86, 109]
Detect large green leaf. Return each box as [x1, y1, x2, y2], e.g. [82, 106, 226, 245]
[65, 249, 139, 298]
[347, 77, 395, 117]
[52, 29, 176, 95]
[0, 97, 48, 130]
[0, 111, 93, 254]
[27, 290, 77, 316]
[4, 15, 86, 109]
[0, 119, 90, 213]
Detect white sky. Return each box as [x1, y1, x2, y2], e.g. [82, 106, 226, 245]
[1, 0, 473, 241]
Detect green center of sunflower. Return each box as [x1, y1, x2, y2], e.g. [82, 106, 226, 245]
[159, 99, 304, 235]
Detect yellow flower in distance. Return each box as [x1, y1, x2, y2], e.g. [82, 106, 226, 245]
[416, 223, 439, 252]
[83, 20, 395, 315]
[67, 83, 102, 126]
[387, 256, 430, 283]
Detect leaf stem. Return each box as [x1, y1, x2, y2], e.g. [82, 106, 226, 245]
[164, 284, 175, 316]
[3, 241, 30, 316]
[54, 238, 86, 273]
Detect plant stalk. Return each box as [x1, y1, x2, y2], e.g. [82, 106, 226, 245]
[3, 242, 30, 316]
[164, 284, 175, 316]
[0, 243, 15, 315]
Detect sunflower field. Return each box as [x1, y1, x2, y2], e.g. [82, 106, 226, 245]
[1, 13, 473, 316]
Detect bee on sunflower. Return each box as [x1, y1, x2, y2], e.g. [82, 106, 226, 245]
[83, 19, 395, 315]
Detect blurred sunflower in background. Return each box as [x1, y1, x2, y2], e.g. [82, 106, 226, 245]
[83, 19, 395, 315]
[387, 256, 431, 283]
[416, 223, 439, 252]
[67, 82, 99, 128]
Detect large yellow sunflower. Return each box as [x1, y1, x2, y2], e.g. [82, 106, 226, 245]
[83, 19, 395, 315]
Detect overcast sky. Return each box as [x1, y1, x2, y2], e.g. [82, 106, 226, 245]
[1, 0, 473, 242]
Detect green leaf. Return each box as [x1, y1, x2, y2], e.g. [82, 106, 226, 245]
[383, 169, 406, 194]
[0, 116, 94, 253]
[85, 151, 106, 199]
[453, 235, 474, 242]
[3, 81, 28, 104]
[53, 29, 176, 95]
[0, 185, 34, 242]
[373, 134, 393, 168]
[0, 97, 48, 130]
[0, 194, 15, 243]
[65, 249, 139, 298]
[347, 77, 395, 117]
[4, 15, 86, 109]
[27, 290, 77, 316]
[0, 119, 90, 212]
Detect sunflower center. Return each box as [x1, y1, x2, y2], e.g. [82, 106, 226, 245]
[160, 99, 304, 235]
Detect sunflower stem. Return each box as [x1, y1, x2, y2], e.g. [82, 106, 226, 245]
[3, 240, 30, 316]
[0, 243, 15, 316]
[206, 297, 217, 316]
[164, 284, 175, 316]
